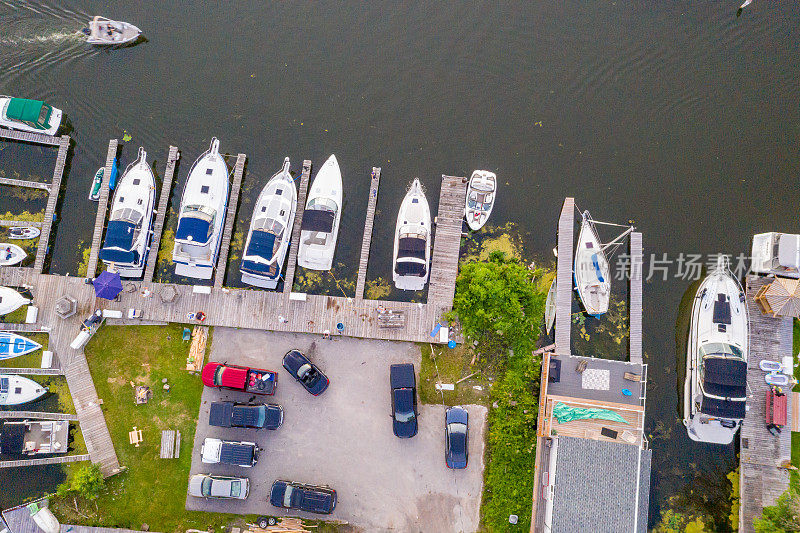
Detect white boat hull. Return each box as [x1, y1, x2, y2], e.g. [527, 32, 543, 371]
[0, 243, 26, 266]
[393, 179, 431, 291]
[0, 286, 30, 315]
[86, 16, 142, 45]
[464, 170, 496, 231]
[298, 155, 342, 271]
[573, 212, 610, 316]
[0, 375, 47, 406]
[544, 278, 556, 334]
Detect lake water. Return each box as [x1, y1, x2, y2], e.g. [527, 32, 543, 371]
[1, 0, 799, 527]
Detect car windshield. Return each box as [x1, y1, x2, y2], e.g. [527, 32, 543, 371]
[256, 406, 267, 427]
[449, 422, 467, 435]
[230, 480, 241, 498]
[283, 485, 294, 507]
[394, 390, 415, 423]
[213, 366, 225, 386]
[201, 477, 213, 497]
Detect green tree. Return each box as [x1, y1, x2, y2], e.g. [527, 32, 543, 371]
[58, 464, 105, 501]
[652, 509, 710, 532]
[754, 486, 800, 532]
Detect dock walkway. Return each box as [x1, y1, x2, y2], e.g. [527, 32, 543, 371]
[554, 198, 575, 353]
[214, 154, 246, 288]
[0, 454, 89, 469]
[0, 368, 63, 375]
[428, 175, 468, 307]
[282, 160, 311, 296]
[355, 167, 380, 299]
[85, 140, 118, 278]
[144, 146, 179, 283]
[629, 232, 643, 364]
[0, 178, 51, 191]
[0, 411, 77, 420]
[35, 135, 71, 272]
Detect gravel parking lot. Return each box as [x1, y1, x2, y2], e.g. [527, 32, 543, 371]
[185, 328, 486, 532]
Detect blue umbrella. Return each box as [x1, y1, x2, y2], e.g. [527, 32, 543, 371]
[93, 270, 123, 300]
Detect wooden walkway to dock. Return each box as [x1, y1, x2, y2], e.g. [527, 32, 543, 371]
[144, 146, 179, 283]
[555, 198, 575, 354]
[214, 154, 246, 288]
[0, 220, 43, 228]
[85, 139, 118, 278]
[0, 128, 62, 146]
[0, 177, 51, 191]
[282, 160, 312, 296]
[0, 368, 62, 375]
[629, 232, 643, 364]
[739, 275, 793, 533]
[34, 135, 70, 272]
[0, 454, 90, 469]
[0, 411, 77, 420]
[355, 167, 380, 299]
[428, 175, 468, 307]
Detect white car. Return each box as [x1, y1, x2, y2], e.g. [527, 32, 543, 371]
[188, 474, 249, 500]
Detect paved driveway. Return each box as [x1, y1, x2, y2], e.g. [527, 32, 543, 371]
[185, 328, 486, 532]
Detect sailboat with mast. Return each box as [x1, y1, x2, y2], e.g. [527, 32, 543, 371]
[573, 210, 634, 317]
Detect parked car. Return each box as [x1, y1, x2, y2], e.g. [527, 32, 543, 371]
[269, 480, 337, 514]
[201, 438, 259, 467]
[201, 361, 277, 395]
[188, 474, 249, 499]
[390, 363, 418, 438]
[209, 401, 283, 430]
[282, 349, 329, 396]
[445, 406, 469, 469]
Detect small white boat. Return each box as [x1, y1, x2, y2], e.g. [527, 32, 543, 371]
[544, 279, 556, 334]
[759, 360, 783, 373]
[99, 148, 156, 278]
[751, 232, 800, 278]
[88, 159, 118, 201]
[765, 372, 792, 387]
[0, 286, 30, 315]
[240, 158, 297, 289]
[298, 155, 342, 271]
[0, 97, 62, 137]
[173, 138, 229, 280]
[464, 170, 496, 231]
[683, 256, 749, 445]
[84, 16, 142, 46]
[0, 375, 47, 406]
[8, 227, 40, 240]
[0, 332, 41, 360]
[0, 244, 26, 266]
[393, 179, 431, 291]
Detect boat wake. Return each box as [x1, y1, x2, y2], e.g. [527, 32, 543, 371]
[0, 30, 83, 46]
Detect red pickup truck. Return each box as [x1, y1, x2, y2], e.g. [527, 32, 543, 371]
[201, 362, 277, 395]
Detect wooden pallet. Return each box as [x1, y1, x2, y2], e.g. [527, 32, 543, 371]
[160, 430, 180, 458]
[187, 325, 208, 371]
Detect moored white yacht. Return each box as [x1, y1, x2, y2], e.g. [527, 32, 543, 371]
[99, 147, 156, 278]
[297, 155, 342, 271]
[0, 375, 47, 406]
[683, 256, 749, 445]
[0, 97, 62, 136]
[393, 179, 431, 291]
[751, 232, 800, 278]
[173, 138, 229, 280]
[240, 157, 297, 289]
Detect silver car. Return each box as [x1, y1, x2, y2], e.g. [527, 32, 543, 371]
[188, 474, 250, 500]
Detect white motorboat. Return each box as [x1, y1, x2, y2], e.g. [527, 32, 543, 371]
[0, 332, 42, 360]
[173, 138, 229, 280]
[0, 420, 69, 455]
[544, 279, 556, 335]
[99, 147, 156, 278]
[297, 155, 342, 271]
[0, 375, 47, 406]
[683, 256, 749, 445]
[464, 170, 496, 231]
[8, 227, 40, 240]
[0, 97, 62, 137]
[392, 179, 431, 291]
[751, 232, 800, 278]
[84, 16, 142, 46]
[0, 244, 26, 266]
[0, 287, 30, 315]
[240, 157, 297, 289]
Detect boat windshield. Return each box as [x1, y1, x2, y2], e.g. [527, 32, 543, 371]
[307, 198, 338, 214]
[699, 342, 743, 359]
[183, 205, 216, 219]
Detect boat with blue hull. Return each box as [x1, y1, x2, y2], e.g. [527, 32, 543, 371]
[0, 332, 41, 360]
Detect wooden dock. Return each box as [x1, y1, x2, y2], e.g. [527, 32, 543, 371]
[739, 275, 793, 533]
[214, 154, 246, 288]
[0, 454, 90, 468]
[554, 198, 575, 354]
[355, 167, 381, 300]
[85, 139, 118, 278]
[0, 368, 62, 375]
[144, 146, 179, 283]
[428, 175, 468, 306]
[0, 220, 43, 228]
[0, 411, 77, 420]
[0, 128, 62, 146]
[282, 160, 312, 296]
[629, 231, 643, 364]
[34, 135, 70, 272]
[0, 178, 51, 191]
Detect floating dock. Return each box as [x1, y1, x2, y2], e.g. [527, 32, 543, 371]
[85, 139, 119, 278]
[214, 154, 246, 288]
[281, 160, 312, 296]
[554, 198, 575, 353]
[355, 167, 381, 300]
[143, 146, 179, 283]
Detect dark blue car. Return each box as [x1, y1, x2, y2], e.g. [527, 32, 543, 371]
[269, 480, 337, 514]
[445, 406, 469, 469]
[390, 364, 418, 438]
[282, 349, 329, 396]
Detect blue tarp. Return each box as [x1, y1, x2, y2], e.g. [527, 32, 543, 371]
[241, 259, 278, 277]
[176, 216, 211, 243]
[100, 221, 138, 264]
[245, 230, 276, 260]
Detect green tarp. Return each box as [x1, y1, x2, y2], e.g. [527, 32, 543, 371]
[6, 98, 50, 127]
[552, 401, 629, 425]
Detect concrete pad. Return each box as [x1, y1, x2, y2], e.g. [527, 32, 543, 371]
[186, 328, 486, 532]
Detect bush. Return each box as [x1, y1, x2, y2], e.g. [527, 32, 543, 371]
[754, 485, 800, 532]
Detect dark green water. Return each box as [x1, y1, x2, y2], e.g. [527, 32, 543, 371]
[1, 0, 798, 527]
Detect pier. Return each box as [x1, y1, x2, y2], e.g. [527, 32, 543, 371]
[428, 175, 469, 307]
[739, 275, 793, 533]
[214, 154, 246, 288]
[0, 178, 51, 192]
[554, 198, 575, 353]
[0, 454, 90, 469]
[282, 160, 312, 296]
[85, 139, 119, 278]
[0, 368, 63, 375]
[0, 220, 43, 228]
[143, 146, 179, 283]
[355, 167, 381, 299]
[629, 232, 643, 364]
[0, 411, 77, 420]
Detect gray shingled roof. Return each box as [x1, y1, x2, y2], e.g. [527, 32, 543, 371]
[550, 436, 650, 533]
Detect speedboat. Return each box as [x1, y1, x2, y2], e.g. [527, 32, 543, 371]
[751, 232, 800, 278]
[0, 332, 41, 360]
[297, 155, 342, 271]
[8, 227, 40, 240]
[240, 157, 297, 289]
[0, 244, 26, 266]
[0, 420, 69, 455]
[464, 170, 496, 231]
[393, 179, 431, 291]
[544, 279, 556, 335]
[574, 211, 610, 316]
[683, 256, 749, 445]
[89, 158, 119, 201]
[84, 16, 142, 46]
[173, 138, 229, 280]
[99, 147, 156, 278]
[0, 97, 62, 136]
[0, 375, 47, 406]
[0, 287, 30, 315]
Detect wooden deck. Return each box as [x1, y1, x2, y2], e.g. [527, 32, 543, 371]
[427, 175, 468, 306]
[555, 198, 575, 353]
[739, 275, 793, 533]
[85, 139, 119, 278]
[0, 177, 51, 191]
[0, 411, 77, 420]
[0, 220, 43, 228]
[144, 146, 179, 283]
[629, 232, 643, 364]
[282, 160, 312, 296]
[0, 368, 62, 375]
[34, 135, 70, 272]
[355, 167, 381, 300]
[214, 154, 246, 288]
[0, 454, 90, 468]
[0, 128, 62, 146]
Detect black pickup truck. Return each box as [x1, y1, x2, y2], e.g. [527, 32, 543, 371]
[208, 401, 284, 430]
[390, 363, 418, 438]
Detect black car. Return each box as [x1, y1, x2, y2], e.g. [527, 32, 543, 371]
[208, 401, 284, 430]
[282, 349, 329, 396]
[445, 406, 469, 469]
[390, 363, 418, 438]
[269, 480, 337, 514]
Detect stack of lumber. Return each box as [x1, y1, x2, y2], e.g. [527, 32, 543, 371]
[247, 517, 314, 532]
[186, 326, 208, 371]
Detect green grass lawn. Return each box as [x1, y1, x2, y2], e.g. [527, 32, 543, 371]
[419, 343, 489, 406]
[1, 305, 28, 324]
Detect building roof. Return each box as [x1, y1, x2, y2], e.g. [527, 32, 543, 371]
[550, 436, 650, 533]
